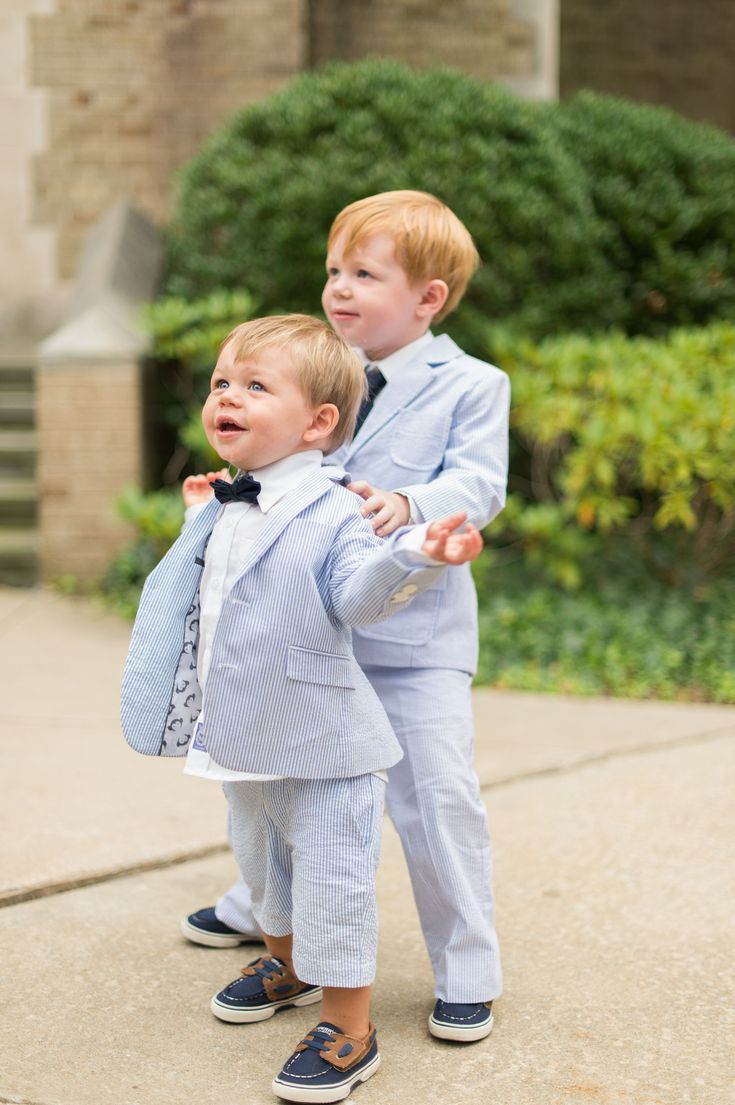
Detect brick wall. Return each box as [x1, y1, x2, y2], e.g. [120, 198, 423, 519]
[310, 0, 537, 83]
[30, 0, 305, 280]
[37, 359, 145, 581]
[560, 0, 735, 134]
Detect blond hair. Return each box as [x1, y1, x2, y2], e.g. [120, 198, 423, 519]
[221, 314, 366, 451]
[327, 190, 480, 321]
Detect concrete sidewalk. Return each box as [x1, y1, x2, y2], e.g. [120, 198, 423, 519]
[1, 587, 733, 1105]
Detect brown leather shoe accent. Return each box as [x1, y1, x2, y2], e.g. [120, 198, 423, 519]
[296, 1022, 377, 1072]
[240, 957, 308, 1002]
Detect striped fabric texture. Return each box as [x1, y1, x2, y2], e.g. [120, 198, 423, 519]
[225, 774, 385, 988]
[120, 471, 446, 777]
[329, 332, 510, 673]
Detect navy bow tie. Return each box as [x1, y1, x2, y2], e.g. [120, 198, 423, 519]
[210, 473, 261, 504]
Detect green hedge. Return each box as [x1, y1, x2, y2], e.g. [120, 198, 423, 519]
[163, 59, 735, 353]
[552, 92, 735, 335]
[163, 59, 614, 353]
[473, 558, 735, 703]
[489, 323, 735, 585]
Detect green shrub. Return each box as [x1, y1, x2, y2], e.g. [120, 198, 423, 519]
[143, 288, 257, 476]
[492, 323, 735, 584]
[553, 92, 735, 336]
[164, 59, 616, 353]
[163, 60, 735, 353]
[473, 556, 735, 703]
[101, 487, 184, 617]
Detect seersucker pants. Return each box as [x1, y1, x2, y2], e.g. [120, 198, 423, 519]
[217, 666, 502, 1003]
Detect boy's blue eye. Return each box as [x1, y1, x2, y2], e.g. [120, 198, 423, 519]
[249, 381, 264, 392]
[357, 269, 372, 279]
[214, 379, 229, 390]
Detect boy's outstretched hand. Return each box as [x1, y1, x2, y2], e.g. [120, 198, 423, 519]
[182, 468, 229, 508]
[421, 512, 483, 564]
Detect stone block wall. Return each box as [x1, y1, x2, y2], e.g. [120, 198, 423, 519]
[560, 0, 735, 134]
[29, 0, 305, 281]
[0, 1, 57, 302]
[309, 0, 539, 84]
[37, 359, 145, 581]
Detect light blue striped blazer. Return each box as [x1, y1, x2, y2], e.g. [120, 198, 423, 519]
[120, 470, 445, 778]
[329, 333, 510, 673]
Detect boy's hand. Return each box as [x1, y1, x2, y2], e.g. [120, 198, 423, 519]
[348, 481, 411, 537]
[421, 512, 483, 564]
[182, 469, 229, 508]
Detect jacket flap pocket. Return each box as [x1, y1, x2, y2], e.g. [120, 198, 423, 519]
[286, 646, 356, 688]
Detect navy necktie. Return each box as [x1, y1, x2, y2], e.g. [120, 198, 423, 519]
[210, 473, 261, 504]
[354, 364, 387, 435]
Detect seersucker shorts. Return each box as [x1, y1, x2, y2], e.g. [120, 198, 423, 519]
[224, 773, 385, 988]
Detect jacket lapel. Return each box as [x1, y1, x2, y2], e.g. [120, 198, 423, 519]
[343, 333, 463, 461]
[231, 469, 336, 582]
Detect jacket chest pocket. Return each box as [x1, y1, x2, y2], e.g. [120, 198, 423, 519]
[286, 646, 356, 688]
[389, 411, 450, 472]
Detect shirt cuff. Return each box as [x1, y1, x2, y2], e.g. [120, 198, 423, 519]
[393, 523, 444, 566]
[395, 490, 424, 525]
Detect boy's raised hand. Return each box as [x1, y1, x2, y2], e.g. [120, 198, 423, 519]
[421, 512, 483, 564]
[182, 468, 229, 508]
[348, 480, 411, 536]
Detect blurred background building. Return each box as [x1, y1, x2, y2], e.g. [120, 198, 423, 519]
[2, 0, 733, 585]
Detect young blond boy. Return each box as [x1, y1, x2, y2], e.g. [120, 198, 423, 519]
[121, 314, 482, 1101]
[185, 191, 510, 1043]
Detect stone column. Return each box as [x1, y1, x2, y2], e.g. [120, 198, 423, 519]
[36, 203, 162, 584]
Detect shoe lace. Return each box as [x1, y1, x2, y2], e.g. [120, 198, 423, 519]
[301, 1028, 335, 1055]
[244, 957, 285, 982]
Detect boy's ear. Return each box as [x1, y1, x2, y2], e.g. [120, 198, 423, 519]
[417, 279, 449, 320]
[303, 402, 340, 443]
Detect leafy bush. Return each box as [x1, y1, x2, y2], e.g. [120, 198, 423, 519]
[143, 288, 257, 375]
[472, 556, 735, 703]
[553, 92, 735, 336]
[164, 59, 615, 353]
[162, 59, 735, 353]
[101, 488, 184, 618]
[491, 323, 735, 585]
[143, 288, 257, 477]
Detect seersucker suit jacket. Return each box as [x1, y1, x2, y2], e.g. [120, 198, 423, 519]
[328, 333, 510, 674]
[120, 469, 446, 778]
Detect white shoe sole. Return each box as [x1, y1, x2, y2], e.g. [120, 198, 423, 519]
[211, 987, 323, 1023]
[428, 1010, 494, 1042]
[272, 1052, 380, 1102]
[180, 917, 258, 948]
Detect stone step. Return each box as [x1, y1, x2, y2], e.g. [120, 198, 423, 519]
[0, 429, 38, 467]
[0, 390, 35, 427]
[0, 364, 35, 391]
[0, 476, 37, 525]
[0, 527, 38, 586]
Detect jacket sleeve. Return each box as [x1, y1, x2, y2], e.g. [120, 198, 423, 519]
[326, 511, 445, 627]
[396, 368, 510, 528]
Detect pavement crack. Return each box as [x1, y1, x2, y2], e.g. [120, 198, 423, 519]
[0, 842, 229, 910]
[481, 724, 733, 792]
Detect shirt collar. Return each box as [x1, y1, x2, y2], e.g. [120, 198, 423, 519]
[354, 330, 434, 382]
[244, 449, 323, 513]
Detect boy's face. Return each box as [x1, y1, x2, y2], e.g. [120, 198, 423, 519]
[322, 233, 431, 361]
[202, 342, 322, 472]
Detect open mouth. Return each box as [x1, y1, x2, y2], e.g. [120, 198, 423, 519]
[216, 418, 245, 433]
